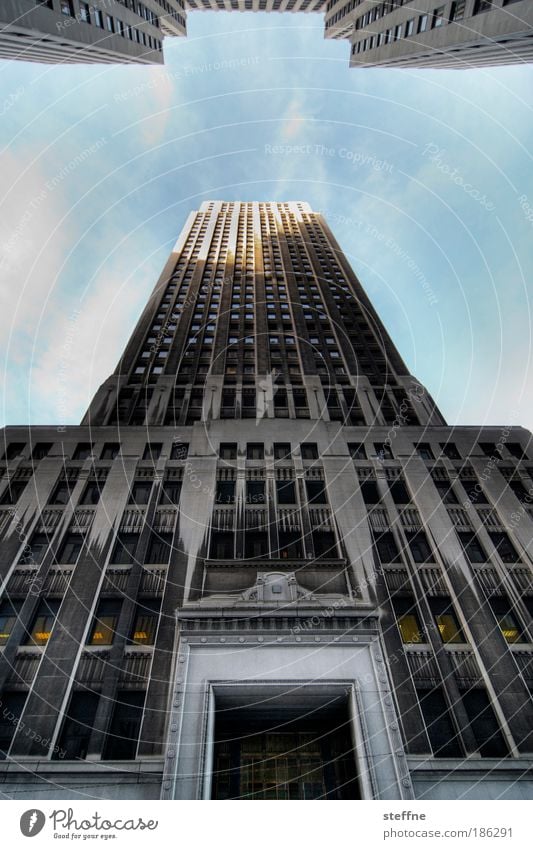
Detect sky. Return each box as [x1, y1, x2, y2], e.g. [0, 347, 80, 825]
[0, 12, 532, 431]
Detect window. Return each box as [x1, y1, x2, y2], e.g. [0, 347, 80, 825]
[60, 0, 74, 15]
[145, 532, 173, 564]
[100, 443, 120, 460]
[274, 443, 291, 460]
[348, 443, 366, 460]
[25, 599, 60, 646]
[432, 6, 445, 27]
[406, 531, 433, 563]
[49, 480, 74, 505]
[55, 692, 99, 761]
[361, 481, 380, 505]
[450, 0, 466, 20]
[129, 599, 160, 645]
[159, 480, 181, 506]
[457, 531, 486, 563]
[389, 481, 410, 505]
[405, 18, 415, 36]
[31, 442, 53, 460]
[246, 443, 264, 460]
[417, 689, 462, 758]
[210, 531, 234, 559]
[374, 442, 393, 460]
[429, 598, 465, 643]
[393, 596, 424, 644]
[276, 480, 296, 504]
[301, 443, 318, 460]
[0, 600, 22, 646]
[416, 443, 434, 460]
[102, 691, 146, 761]
[110, 532, 138, 565]
[373, 531, 401, 563]
[461, 689, 508, 757]
[170, 442, 188, 460]
[508, 479, 530, 503]
[278, 531, 304, 559]
[57, 533, 84, 565]
[19, 532, 49, 565]
[440, 442, 461, 460]
[473, 0, 493, 13]
[506, 442, 527, 460]
[313, 531, 337, 559]
[247, 481, 265, 504]
[0, 692, 27, 758]
[129, 481, 152, 505]
[142, 442, 162, 461]
[2, 442, 25, 460]
[488, 597, 524, 643]
[105, 14, 114, 31]
[418, 13, 428, 31]
[88, 599, 122, 646]
[245, 531, 269, 559]
[216, 481, 236, 504]
[434, 481, 458, 504]
[0, 480, 27, 505]
[488, 531, 520, 563]
[305, 480, 327, 505]
[80, 482, 101, 506]
[73, 443, 93, 461]
[79, 2, 91, 23]
[479, 441, 502, 459]
[219, 443, 237, 460]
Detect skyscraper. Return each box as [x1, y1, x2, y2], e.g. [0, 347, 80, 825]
[0, 201, 532, 800]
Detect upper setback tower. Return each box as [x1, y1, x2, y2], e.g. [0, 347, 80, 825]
[0, 202, 533, 801]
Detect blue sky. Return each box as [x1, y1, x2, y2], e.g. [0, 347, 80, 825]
[1, 12, 532, 430]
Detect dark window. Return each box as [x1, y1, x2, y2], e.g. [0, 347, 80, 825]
[19, 532, 49, 565]
[305, 480, 327, 505]
[392, 596, 424, 644]
[458, 531, 486, 563]
[313, 531, 337, 559]
[245, 532, 268, 559]
[348, 443, 366, 460]
[145, 532, 173, 564]
[2, 443, 25, 461]
[102, 691, 146, 761]
[276, 480, 296, 504]
[88, 599, 122, 646]
[100, 443, 120, 460]
[129, 482, 152, 505]
[416, 443, 434, 460]
[278, 531, 304, 559]
[55, 692, 99, 761]
[417, 689, 462, 758]
[374, 442, 393, 460]
[73, 443, 93, 461]
[247, 443, 264, 460]
[361, 481, 380, 505]
[110, 533, 138, 565]
[170, 442, 188, 460]
[247, 481, 265, 504]
[49, 480, 74, 505]
[210, 531, 234, 559]
[274, 443, 291, 460]
[488, 597, 524, 643]
[159, 480, 182, 505]
[57, 533, 84, 565]
[460, 476, 488, 504]
[406, 530, 434, 563]
[31, 442, 53, 460]
[0, 480, 27, 505]
[434, 481, 458, 504]
[488, 531, 520, 563]
[479, 442, 502, 459]
[216, 481, 236, 504]
[142, 442, 162, 461]
[129, 599, 160, 645]
[508, 480, 531, 503]
[219, 443, 237, 460]
[429, 597, 465, 644]
[440, 442, 461, 460]
[373, 531, 401, 563]
[301, 443, 318, 460]
[389, 481, 410, 505]
[80, 482, 101, 506]
[0, 600, 22, 646]
[0, 692, 27, 758]
[25, 599, 60, 646]
[506, 442, 526, 460]
[461, 689, 508, 757]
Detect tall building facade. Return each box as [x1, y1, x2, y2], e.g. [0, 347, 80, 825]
[5, 0, 531, 67]
[1, 201, 533, 800]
